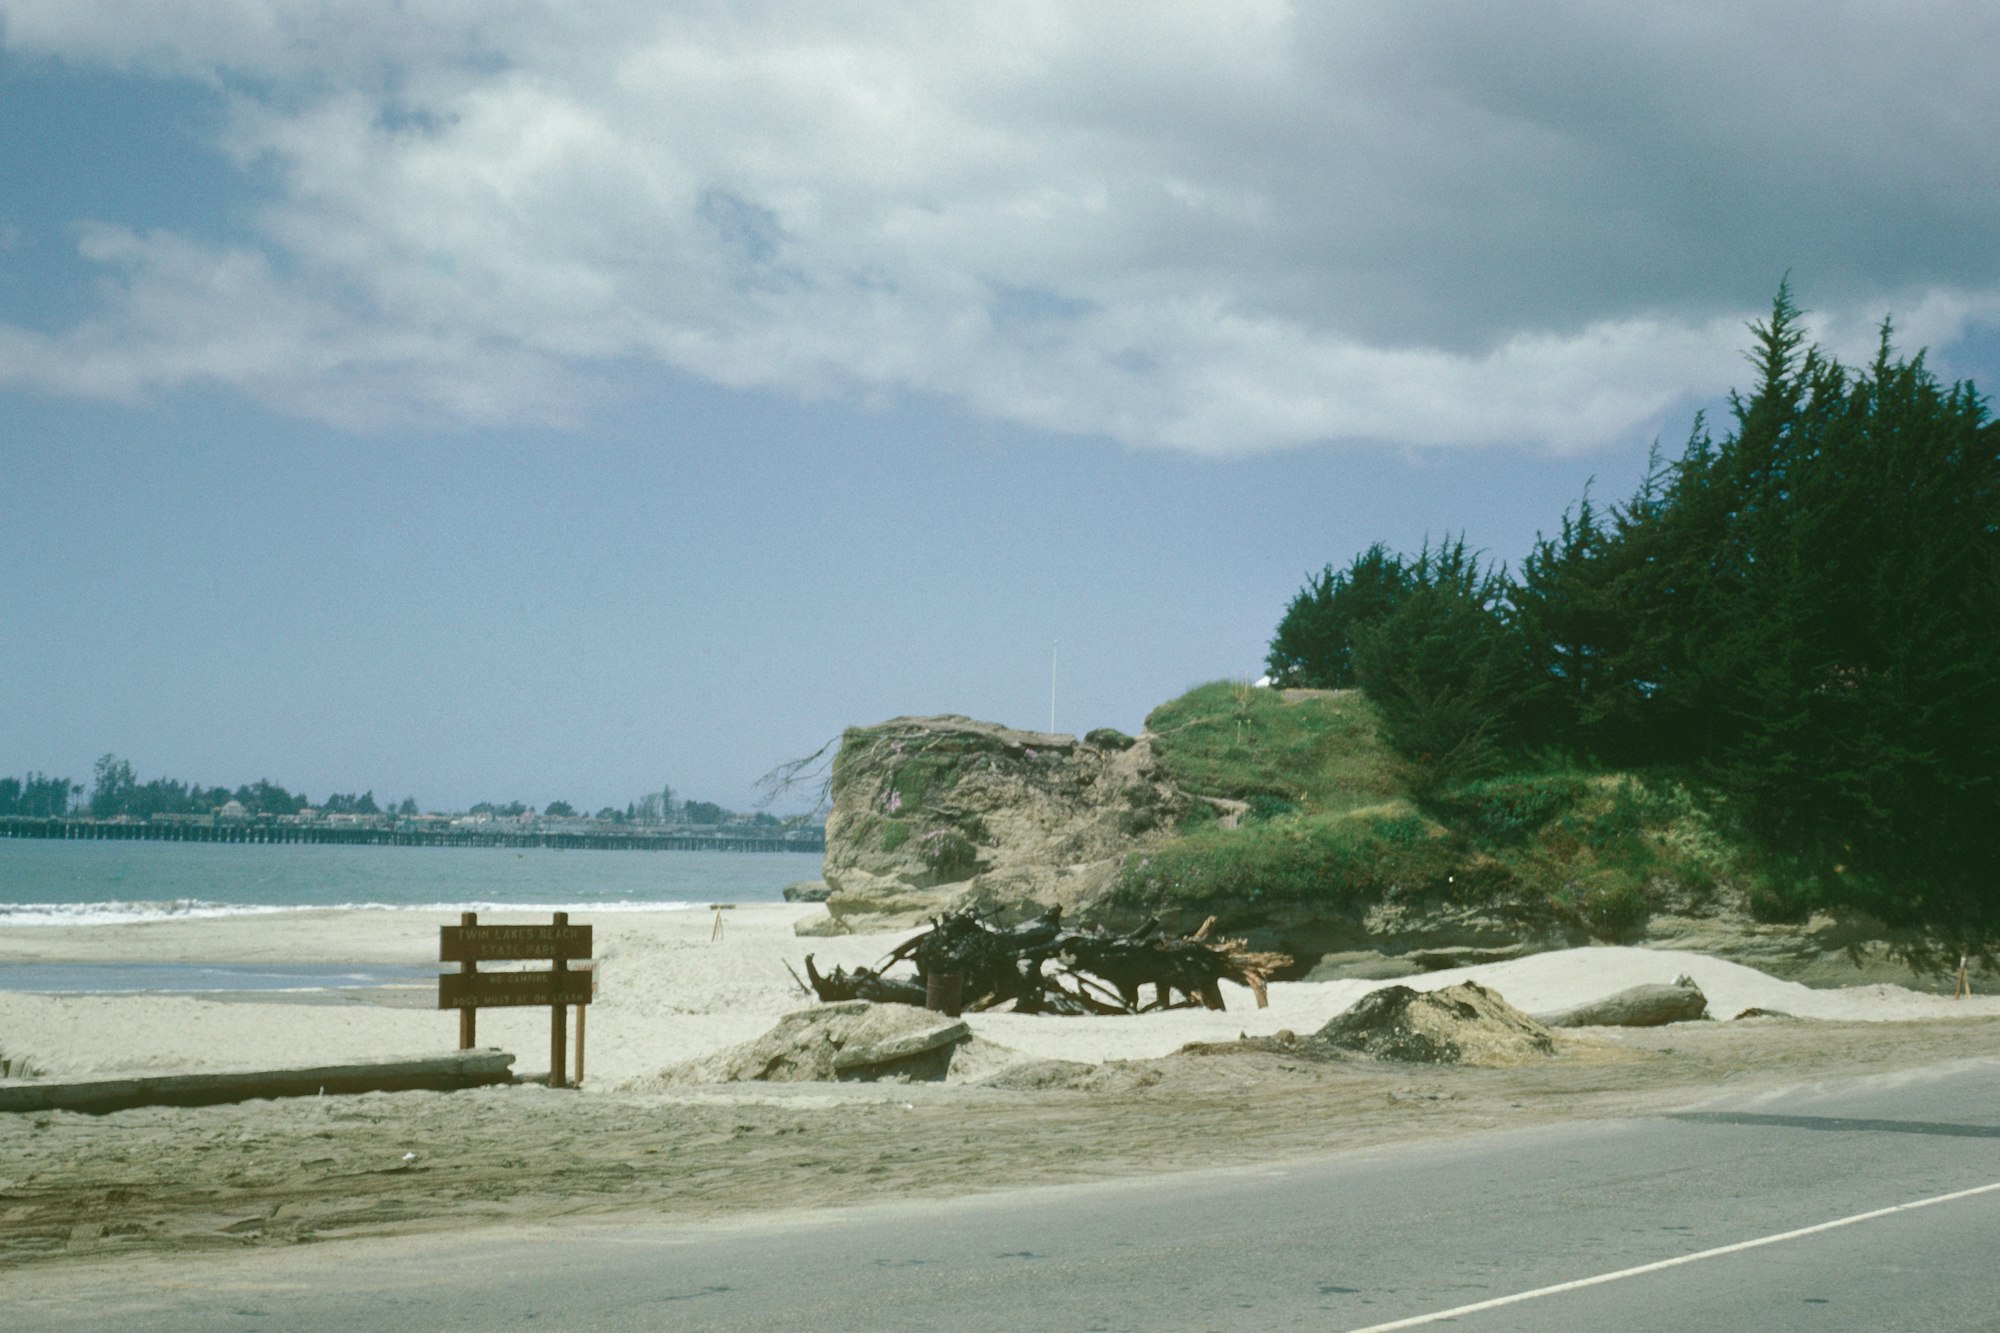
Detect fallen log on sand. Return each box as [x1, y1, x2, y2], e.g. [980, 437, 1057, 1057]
[1538, 976, 1709, 1028]
[803, 909, 1290, 1015]
[0, 1049, 517, 1115]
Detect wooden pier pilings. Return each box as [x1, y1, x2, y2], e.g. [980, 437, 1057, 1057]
[0, 816, 823, 855]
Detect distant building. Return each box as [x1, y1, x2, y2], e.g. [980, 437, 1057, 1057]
[217, 800, 249, 820]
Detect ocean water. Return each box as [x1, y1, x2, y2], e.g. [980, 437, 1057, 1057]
[0, 960, 443, 993]
[0, 838, 824, 927]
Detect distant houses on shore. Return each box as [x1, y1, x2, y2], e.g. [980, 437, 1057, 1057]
[5, 807, 824, 853]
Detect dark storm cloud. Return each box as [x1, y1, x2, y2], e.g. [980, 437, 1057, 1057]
[2, 1, 1995, 451]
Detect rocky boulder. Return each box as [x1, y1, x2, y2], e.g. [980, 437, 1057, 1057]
[816, 715, 1193, 932]
[644, 1003, 975, 1084]
[1313, 981, 1558, 1065]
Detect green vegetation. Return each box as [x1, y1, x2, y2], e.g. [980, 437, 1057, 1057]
[1118, 801, 1457, 913]
[4, 755, 766, 827]
[1144, 680, 1401, 814]
[83, 754, 307, 819]
[1116, 679, 1764, 944]
[0, 772, 78, 818]
[1259, 286, 2000, 938]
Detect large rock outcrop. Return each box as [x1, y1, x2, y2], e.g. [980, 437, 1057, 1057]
[811, 716, 1196, 933]
[806, 709, 1955, 991]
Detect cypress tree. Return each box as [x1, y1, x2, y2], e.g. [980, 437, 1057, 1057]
[1265, 543, 1412, 688]
[1353, 537, 1531, 789]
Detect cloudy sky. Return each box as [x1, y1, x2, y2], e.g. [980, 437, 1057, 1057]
[4, 2, 1997, 813]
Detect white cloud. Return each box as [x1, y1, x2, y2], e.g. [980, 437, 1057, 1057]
[3, 1, 1998, 453]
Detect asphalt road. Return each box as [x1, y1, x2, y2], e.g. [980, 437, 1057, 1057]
[16, 1057, 2000, 1332]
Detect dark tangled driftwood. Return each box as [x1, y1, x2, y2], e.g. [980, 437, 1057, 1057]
[799, 957, 927, 1007]
[802, 909, 1291, 1015]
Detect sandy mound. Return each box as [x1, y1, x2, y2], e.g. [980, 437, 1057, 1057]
[1313, 981, 1557, 1065]
[635, 1001, 1004, 1085]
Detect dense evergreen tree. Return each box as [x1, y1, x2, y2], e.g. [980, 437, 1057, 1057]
[469, 800, 529, 818]
[0, 773, 78, 817]
[1265, 543, 1412, 687]
[1271, 284, 2000, 930]
[1511, 495, 1630, 751]
[233, 779, 305, 816]
[89, 754, 139, 818]
[1351, 538, 1529, 789]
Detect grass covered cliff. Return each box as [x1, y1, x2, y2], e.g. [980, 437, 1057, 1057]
[813, 682, 1947, 985]
[1118, 682, 1758, 944]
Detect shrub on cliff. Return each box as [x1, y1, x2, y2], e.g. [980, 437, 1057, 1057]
[1113, 805, 1455, 912]
[1143, 681, 1400, 812]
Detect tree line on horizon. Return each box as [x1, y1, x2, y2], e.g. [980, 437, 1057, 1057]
[0, 758, 785, 827]
[1267, 287, 2000, 933]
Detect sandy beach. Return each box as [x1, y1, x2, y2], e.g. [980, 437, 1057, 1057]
[6, 904, 2000, 1268]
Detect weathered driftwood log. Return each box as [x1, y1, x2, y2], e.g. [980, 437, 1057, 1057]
[906, 907, 1066, 1011]
[801, 955, 928, 1007]
[1063, 916, 1289, 1011]
[1538, 977, 1709, 1028]
[799, 911, 1291, 1015]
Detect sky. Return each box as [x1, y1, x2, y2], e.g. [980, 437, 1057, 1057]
[4, 2, 1998, 815]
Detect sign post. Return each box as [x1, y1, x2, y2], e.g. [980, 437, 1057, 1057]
[456, 911, 478, 1050]
[439, 911, 595, 1087]
[551, 917, 569, 1091]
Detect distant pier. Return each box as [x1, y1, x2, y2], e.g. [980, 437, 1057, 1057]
[0, 816, 824, 855]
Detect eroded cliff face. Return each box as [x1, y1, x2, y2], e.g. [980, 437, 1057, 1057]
[810, 715, 1193, 933]
[807, 712, 1952, 990]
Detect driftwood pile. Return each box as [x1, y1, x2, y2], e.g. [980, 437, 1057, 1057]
[800, 908, 1291, 1016]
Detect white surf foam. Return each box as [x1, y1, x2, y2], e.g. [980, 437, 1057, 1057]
[0, 898, 705, 927]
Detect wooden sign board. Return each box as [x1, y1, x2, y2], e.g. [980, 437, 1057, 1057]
[437, 966, 594, 1010]
[441, 922, 592, 962]
[440, 911, 593, 1090]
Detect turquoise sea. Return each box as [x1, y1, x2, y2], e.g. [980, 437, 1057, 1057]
[0, 838, 823, 927]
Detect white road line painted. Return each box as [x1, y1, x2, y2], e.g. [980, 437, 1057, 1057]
[1345, 1178, 2000, 1332]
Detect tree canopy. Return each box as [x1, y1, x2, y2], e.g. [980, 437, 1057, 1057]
[1269, 286, 2000, 931]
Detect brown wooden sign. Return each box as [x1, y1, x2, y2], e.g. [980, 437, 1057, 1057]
[439, 911, 593, 1089]
[440, 922, 592, 963]
[437, 966, 594, 1009]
